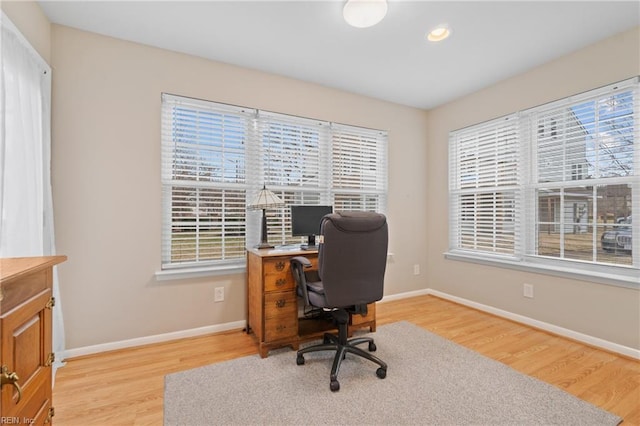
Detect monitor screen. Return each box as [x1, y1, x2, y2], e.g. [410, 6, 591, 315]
[291, 205, 333, 249]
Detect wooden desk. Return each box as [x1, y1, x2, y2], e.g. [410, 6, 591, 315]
[246, 247, 375, 358]
[1, 255, 67, 425]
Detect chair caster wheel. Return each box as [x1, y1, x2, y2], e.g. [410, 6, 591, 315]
[376, 367, 387, 379]
[296, 355, 305, 365]
[368, 342, 377, 352]
[330, 380, 340, 392]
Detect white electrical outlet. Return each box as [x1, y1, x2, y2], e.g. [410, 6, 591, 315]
[214, 287, 224, 302]
[523, 283, 534, 298]
[413, 264, 420, 275]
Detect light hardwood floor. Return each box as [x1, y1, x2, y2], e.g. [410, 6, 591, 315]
[53, 295, 640, 425]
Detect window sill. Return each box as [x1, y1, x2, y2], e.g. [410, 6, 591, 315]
[155, 264, 246, 281]
[444, 251, 639, 289]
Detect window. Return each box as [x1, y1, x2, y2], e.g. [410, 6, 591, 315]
[161, 94, 388, 272]
[253, 112, 330, 246]
[332, 123, 388, 212]
[161, 96, 252, 270]
[448, 78, 639, 286]
[449, 115, 521, 257]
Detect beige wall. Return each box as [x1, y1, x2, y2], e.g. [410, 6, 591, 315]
[5, 1, 638, 352]
[50, 25, 430, 349]
[425, 27, 640, 349]
[1, 1, 51, 63]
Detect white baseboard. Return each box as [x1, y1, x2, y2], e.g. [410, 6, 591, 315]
[63, 320, 247, 360]
[380, 288, 431, 302]
[63, 291, 428, 359]
[426, 289, 640, 360]
[63, 289, 639, 360]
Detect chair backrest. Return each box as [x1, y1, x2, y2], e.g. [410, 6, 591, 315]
[318, 211, 388, 308]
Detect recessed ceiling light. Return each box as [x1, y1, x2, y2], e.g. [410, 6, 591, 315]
[343, 0, 388, 29]
[427, 25, 451, 42]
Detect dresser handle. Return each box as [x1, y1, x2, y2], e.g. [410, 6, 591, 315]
[275, 299, 286, 308]
[275, 261, 285, 271]
[275, 278, 286, 287]
[1, 365, 22, 403]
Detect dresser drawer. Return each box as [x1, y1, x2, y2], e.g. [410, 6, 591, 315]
[1, 268, 49, 314]
[264, 292, 296, 319]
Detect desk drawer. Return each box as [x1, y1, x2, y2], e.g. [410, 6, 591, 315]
[350, 303, 375, 326]
[264, 315, 297, 341]
[263, 258, 294, 292]
[262, 256, 319, 293]
[264, 292, 296, 319]
[264, 274, 294, 293]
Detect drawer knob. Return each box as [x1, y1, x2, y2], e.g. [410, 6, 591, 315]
[275, 278, 286, 287]
[275, 299, 286, 308]
[275, 261, 285, 271]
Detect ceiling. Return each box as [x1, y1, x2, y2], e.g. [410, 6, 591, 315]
[37, 1, 639, 110]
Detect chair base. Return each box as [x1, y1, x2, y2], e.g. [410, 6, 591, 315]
[296, 309, 387, 392]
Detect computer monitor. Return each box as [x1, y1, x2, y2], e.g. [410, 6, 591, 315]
[291, 205, 333, 250]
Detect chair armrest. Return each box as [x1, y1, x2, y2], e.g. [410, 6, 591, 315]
[290, 256, 312, 268]
[290, 256, 313, 307]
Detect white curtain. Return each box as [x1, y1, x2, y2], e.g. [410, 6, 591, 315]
[1, 13, 65, 378]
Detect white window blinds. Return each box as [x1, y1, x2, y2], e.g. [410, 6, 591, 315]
[256, 112, 329, 190]
[448, 77, 639, 282]
[449, 115, 521, 257]
[251, 112, 330, 245]
[161, 94, 388, 270]
[525, 80, 639, 266]
[332, 124, 388, 212]
[161, 94, 253, 268]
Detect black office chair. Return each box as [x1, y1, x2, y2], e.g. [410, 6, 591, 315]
[290, 211, 388, 392]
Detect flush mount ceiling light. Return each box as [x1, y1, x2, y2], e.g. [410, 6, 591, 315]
[427, 24, 451, 42]
[343, 0, 388, 28]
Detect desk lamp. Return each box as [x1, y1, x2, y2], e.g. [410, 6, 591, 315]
[249, 185, 284, 249]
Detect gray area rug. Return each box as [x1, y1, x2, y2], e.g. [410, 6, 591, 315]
[164, 321, 621, 425]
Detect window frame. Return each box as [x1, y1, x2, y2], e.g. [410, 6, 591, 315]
[447, 78, 640, 288]
[448, 114, 522, 259]
[158, 94, 388, 279]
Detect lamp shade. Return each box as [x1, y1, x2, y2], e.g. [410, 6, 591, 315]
[249, 185, 284, 210]
[343, 0, 387, 28]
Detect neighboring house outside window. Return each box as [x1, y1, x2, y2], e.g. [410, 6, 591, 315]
[160, 94, 388, 274]
[448, 78, 639, 287]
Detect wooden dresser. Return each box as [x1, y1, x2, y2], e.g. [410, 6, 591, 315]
[1, 256, 66, 424]
[246, 247, 375, 358]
